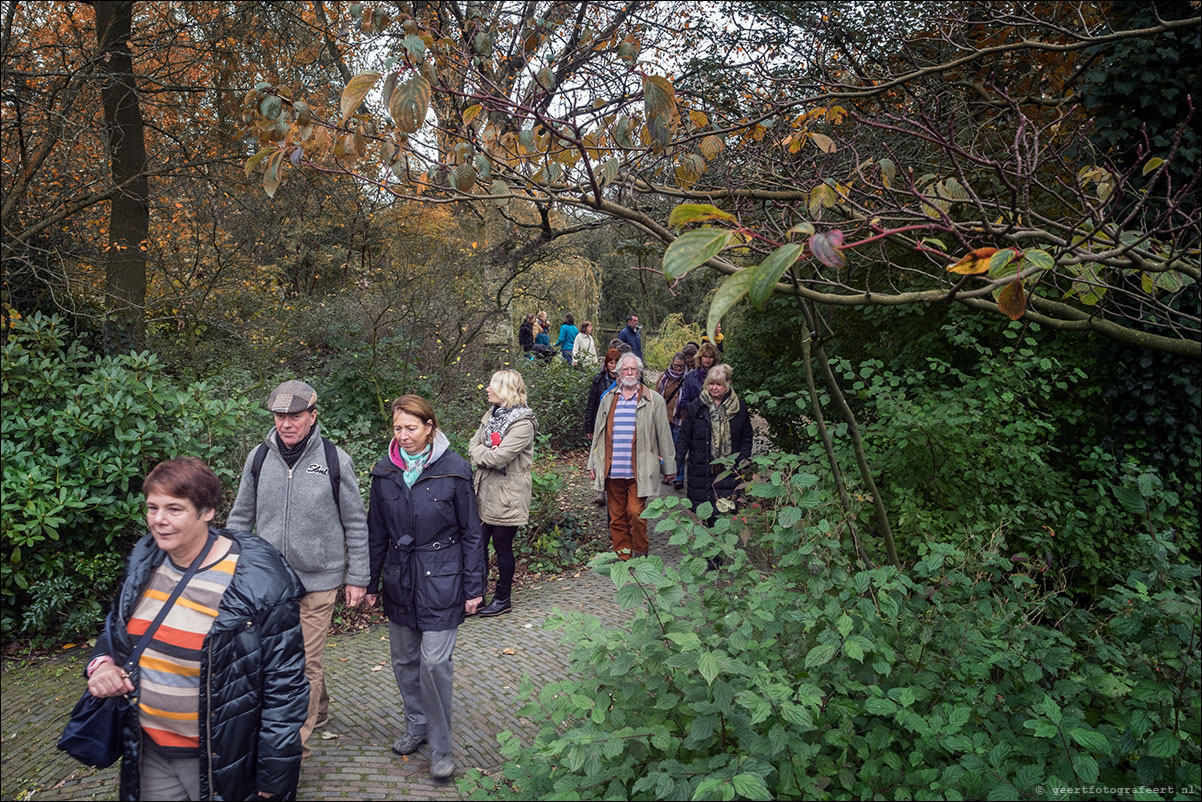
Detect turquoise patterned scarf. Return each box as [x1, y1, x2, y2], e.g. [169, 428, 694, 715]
[390, 439, 432, 486]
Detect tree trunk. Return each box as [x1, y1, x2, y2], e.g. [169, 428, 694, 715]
[96, 0, 148, 353]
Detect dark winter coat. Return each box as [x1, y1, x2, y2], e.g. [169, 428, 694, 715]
[584, 369, 617, 435]
[518, 321, 534, 351]
[618, 324, 643, 359]
[366, 431, 486, 631]
[91, 530, 309, 801]
[675, 392, 754, 510]
[676, 367, 708, 420]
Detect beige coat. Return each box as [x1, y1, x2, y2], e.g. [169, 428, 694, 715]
[587, 384, 677, 498]
[469, 412, 536, 526]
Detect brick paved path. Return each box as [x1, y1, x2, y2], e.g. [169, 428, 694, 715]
[0, 528, 675, 801]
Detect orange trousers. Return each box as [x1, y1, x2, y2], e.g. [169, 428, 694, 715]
[606, 478, 647, 559]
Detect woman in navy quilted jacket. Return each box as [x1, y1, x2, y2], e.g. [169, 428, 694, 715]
[366, 395, 485, 781]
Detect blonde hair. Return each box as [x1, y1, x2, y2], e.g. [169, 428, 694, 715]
[489, 369, 527, 408]
[704, 363, 732, 388]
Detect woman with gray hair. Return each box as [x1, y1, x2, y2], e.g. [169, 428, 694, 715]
[468, 369, 536, 617]
[675, 363, 753, 565]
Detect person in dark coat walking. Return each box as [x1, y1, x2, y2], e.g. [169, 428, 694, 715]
[677, 341, 723, 417]
[676, 364, 754, 559]
[366, 395, 485, 781]
[83, 457, 308, 801]
[584, 348, 621, 440]
[617, 314, 643, 359]
[518, 314, 535, 353]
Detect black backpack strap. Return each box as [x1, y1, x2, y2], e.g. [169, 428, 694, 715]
[251, 438, 343, 522]
[250, 442, 269, 500]
[323, 438, 342, 520]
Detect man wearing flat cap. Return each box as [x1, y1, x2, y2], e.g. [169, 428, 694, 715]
[227, 380, 369, 758]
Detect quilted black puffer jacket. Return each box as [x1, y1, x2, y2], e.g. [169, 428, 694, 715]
[90, 529, 308, 801]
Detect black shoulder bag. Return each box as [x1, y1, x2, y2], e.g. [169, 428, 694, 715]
[57, 530, 219, 768]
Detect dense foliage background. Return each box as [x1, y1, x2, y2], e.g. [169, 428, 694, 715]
[2, 1, 1198, 798]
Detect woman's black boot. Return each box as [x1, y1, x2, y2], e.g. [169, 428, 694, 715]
[478, 590, 512, 617]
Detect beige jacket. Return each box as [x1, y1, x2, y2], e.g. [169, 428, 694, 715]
[469, 411, 536, 526]
[587, 384, 677, 498]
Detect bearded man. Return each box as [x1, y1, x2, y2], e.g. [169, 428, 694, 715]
[586, 353, 677, 559]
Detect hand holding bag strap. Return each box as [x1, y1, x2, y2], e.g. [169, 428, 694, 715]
[58, 530, 220, 769]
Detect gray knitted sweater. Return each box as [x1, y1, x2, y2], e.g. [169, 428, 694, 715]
[226, 423, 370, 592]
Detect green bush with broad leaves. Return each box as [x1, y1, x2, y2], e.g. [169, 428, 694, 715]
[458, 453, 1200, 801]
[740, 317, 1198, 588]
[1, 313, 258, 643]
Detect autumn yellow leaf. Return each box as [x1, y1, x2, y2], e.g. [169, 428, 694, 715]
[947, 247, 999, 275]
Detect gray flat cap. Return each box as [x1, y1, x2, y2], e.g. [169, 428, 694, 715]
[266, 380, 317, 413]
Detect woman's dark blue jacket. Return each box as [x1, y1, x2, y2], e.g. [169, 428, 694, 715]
[367, 434, 485, 631]
[89, 529, 308, 801]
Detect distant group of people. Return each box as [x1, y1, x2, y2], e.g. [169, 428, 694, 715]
[518, 311, 598, 367]
[74, 312, 750, 799]
[80, 369, 539, 797]
[582, 317, 751, 563]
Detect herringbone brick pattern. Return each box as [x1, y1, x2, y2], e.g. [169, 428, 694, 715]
[1, 539, 662, 801]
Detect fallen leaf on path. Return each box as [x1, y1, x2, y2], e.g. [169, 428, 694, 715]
[371, 665, 384, 671]
[320, 731, 340, 740]
[340, 657, 349, 662]
[501, 648, 517, 655]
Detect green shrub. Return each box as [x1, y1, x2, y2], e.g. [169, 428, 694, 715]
[517, 356, 592, 450]
[644, 312, 704, 372]
[459, 454, 1201, 800]
[1, 313, 258, 643]
[741, 316, 1198, 586]
[830, 324, 1198, 585]
[518, 436, 592, 573]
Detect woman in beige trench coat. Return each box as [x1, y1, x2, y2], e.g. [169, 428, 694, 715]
[467, 369, 536, 617]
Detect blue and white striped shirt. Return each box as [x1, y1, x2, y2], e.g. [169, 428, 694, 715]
[608, 393, 638, 478]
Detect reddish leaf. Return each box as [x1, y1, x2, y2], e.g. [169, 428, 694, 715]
[948, 247, 999, 275]
[810, 230, 845, 269]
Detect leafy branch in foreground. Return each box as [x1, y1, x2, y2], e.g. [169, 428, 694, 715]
[239, 1, 1200, 357]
